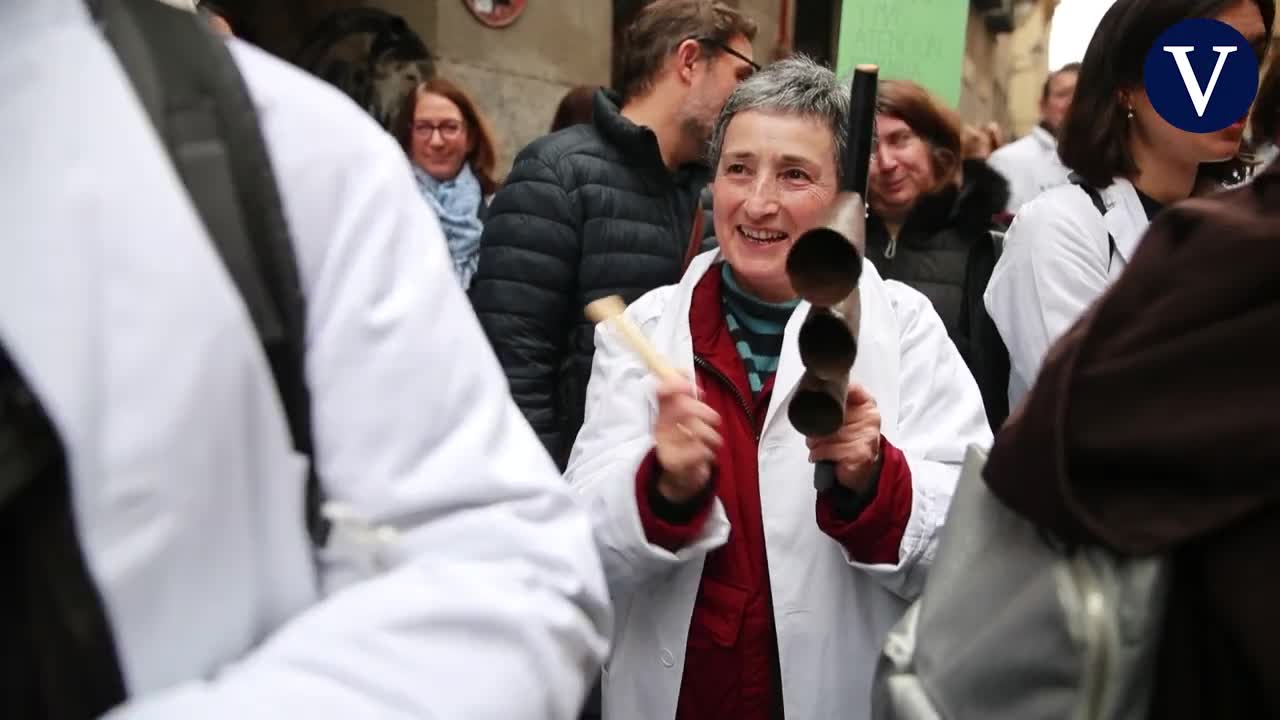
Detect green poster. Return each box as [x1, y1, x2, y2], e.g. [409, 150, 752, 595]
[835, 0, 969, 107]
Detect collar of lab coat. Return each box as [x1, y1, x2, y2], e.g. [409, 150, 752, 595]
[647, 249, 902, 441]
[1094, 177, 1149, 265]
[1030, 125, 1057, 152]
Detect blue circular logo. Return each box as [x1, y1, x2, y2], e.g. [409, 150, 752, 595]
[1143, 18, 1259, 133]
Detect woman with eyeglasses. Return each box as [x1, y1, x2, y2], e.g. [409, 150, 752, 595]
[984, 0, 1274, 409]
[395, 77, 501, 290]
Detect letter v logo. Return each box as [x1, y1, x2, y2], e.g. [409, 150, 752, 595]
[1163, 45, 1237, 117]
[1144, 19, 1259, 133]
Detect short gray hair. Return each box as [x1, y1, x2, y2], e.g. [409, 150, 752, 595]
[707, 55, 850, 182]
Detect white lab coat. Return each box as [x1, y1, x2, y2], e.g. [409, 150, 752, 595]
[983, 178, 1149, 408]
[565, 252, 992, 720]
[0, 2, 609, 718]
[987, 125, 1071, 212]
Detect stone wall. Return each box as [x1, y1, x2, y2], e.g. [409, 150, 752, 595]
[240, 0, 802, 176]
[1002, 0, 1057, 138]
[958, 4, 1011, 130]
[955, 0, 1058, 140]
[251, 0, 1076, 169]
[239, 0, 613, 177]
[734, 0, 788, 63]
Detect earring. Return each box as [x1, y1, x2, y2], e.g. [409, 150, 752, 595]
[1126, 107, 1135, 120]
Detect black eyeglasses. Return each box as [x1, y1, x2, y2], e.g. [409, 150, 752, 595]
[686, 35, 761, 73]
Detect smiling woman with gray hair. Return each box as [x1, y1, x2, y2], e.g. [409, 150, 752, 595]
[564, 56, 990, 720]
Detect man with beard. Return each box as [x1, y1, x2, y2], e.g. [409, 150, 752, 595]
[469, 0, 758, 471]
[988, 62, 1079, 212]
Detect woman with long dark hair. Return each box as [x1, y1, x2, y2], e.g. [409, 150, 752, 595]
[984, 0, 1273, 407]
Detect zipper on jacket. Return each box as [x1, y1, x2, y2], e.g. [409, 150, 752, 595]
[1070, 552, 1111, 719]
[693, 354, 760, 441]
[884, 233, 899, 260]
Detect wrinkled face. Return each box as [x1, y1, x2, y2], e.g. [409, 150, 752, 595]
[1041, 70, 1077, 134]
[412, 92, 470, 181]
[1130, 0, 1268, 168]
[681, 35, 757, 148]
[868, 114, 936, 219]
[712, 110, 839, 302]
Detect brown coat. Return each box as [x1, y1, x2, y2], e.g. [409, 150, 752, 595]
[983, 161, 1280, 719]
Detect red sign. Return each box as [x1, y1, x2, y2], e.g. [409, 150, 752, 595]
[462, 0, 527, 28]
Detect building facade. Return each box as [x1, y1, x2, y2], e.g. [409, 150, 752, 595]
[960, 0, 1059, 140]
[239, 0, 1058, 175]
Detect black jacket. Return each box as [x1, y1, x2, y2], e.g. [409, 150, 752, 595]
[469, 90, 710, 467]
[865, 159, 1011, 430]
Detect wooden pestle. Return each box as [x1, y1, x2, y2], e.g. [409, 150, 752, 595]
[584, 295, 683, 383]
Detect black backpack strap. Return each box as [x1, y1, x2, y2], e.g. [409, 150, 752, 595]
[1069, 175, 1120, 273]
[100, 0, 326, 545]
[1, 343, 128, 719]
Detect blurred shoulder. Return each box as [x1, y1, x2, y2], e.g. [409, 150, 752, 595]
[1005, 182, 1099, 245]
[988, 133, 1039, 164]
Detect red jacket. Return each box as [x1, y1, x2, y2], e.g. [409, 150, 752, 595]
[633, 267, 914, 720]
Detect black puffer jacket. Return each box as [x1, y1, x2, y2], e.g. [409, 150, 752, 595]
[866, 159, 1011, 430]
[470, 90, 710, 467]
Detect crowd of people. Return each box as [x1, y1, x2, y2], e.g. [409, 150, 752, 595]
[4, 0, 1279, 718]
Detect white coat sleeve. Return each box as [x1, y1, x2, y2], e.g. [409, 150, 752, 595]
[841, 283, 993, 600]
[564, 314, 731, 603]
[986, 148, 1028, 212]
[106, 43, 610, 720]
[983, 192, 1110, 404]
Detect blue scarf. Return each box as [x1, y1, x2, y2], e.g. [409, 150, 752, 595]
[414, 163, 484, 289]
[720, 263, 800, 395]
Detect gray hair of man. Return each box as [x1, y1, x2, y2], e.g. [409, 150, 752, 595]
[707, 55, 851, 184]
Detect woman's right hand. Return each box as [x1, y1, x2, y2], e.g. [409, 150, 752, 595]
[653, 376, 722, 503]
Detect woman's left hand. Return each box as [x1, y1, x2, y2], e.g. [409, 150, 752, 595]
[806, 383, 882, 493]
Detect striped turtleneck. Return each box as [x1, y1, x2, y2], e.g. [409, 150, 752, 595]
[719, 263, 801, 396]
